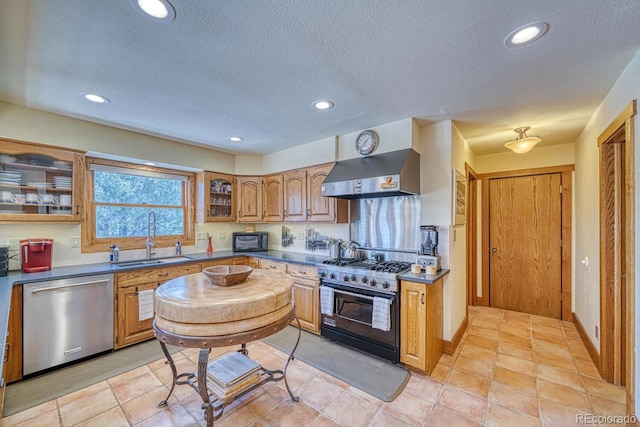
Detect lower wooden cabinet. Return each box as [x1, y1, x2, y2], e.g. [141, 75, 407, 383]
[114, 264, 201, 349]
[400, 279, 443, 374]
[4, 285, 23, 384]
[288, 264, 319, 334]
[257, 260, 320, 334]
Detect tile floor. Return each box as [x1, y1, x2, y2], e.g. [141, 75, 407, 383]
[1, 306, 629, 426]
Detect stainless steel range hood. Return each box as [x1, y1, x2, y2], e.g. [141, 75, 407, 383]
[321, 148, 420, 199]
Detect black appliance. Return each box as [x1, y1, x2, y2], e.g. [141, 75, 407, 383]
[232, 231, 268, 252]
[317, 259, 411, 363]
[0, 245, 8, 276]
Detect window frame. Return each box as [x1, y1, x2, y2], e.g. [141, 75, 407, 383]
[82, 157, 195, 254]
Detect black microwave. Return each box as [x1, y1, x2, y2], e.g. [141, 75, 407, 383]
[232, 232, 268, 252]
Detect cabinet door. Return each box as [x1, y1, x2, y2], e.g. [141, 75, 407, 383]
[205, 172, 235, 222]
[5, 285, 23, 383]
[292, 277, 319, 333]
[263, 174, 284, 222]
[400, 281, 426, 371]
[283, 170, 307, 222]
[236, 176, 263, 223]
[307, 164, 348, 223]
[115, 281, 158, 349]
[0, 138, 84, 222]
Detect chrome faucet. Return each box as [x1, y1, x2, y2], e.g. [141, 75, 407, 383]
[146, 211, 156, 259]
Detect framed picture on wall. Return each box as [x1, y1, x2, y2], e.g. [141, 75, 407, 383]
[453, 169, 466, 225]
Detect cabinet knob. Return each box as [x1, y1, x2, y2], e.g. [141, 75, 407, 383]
[491, 247, 498, 253]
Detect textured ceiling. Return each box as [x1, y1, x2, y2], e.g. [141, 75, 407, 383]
[1, 0, 639, 156]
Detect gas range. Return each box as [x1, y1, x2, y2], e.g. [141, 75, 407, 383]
[317, 258, 411, 293]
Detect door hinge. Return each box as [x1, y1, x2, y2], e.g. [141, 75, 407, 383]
[560, 185, 563, 194]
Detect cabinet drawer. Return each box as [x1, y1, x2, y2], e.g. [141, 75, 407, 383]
[259, 259, 288, 272]
[201, 257, 247, 268]
[116, 264, 201, 287]
[287, 263, 318, 278]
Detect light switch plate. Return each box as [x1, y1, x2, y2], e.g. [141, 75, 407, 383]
[218, 231, 226, 239]
[196, 232, 206, 240]
[7, 238, 20, 250]
[71, 236, 80, 248]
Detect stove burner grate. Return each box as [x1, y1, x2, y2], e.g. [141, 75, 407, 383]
[321, 258, 360, 266]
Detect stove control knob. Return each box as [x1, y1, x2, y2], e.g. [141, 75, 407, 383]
[351, 274, 357, 282]
[370, 279, 377, 287]
[330, 273, 336, 280]
[343, 275, 350, 282]
[361, 277, 368, 284]
[320, 271, 327, 278]
[382, 281, 390, 289]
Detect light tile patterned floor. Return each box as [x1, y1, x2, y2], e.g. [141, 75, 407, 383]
[1, 306, 629, 426]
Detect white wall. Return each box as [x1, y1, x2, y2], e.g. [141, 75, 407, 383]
[474, 143, 575, 173]
[262, 136, 337, 174]
[337, 117, 414, 160]
[573, 49, 640, 414]
[0, 102, 235, 173]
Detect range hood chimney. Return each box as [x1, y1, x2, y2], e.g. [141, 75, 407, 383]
[321, 148, 420, 199]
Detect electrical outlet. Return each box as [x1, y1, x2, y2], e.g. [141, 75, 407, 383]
[7, 238, 20, 251]
[218, 231, 226, 239]
[196, 232, 206, 240]
[595, 326, 599, 339]
[453, 229, 457, 242]
[70, 236, 80, 248]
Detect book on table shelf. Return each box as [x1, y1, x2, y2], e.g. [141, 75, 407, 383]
[205, 351, 261, 389]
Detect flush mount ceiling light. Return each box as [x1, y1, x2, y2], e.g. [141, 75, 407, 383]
[504, 22, 549, 47]
[228, 136, 244, 142]
[129, 0, 176, 22]
[312, 100, 334, 110]
[504, 126, 541, 154]
[81, 93, 110, 104]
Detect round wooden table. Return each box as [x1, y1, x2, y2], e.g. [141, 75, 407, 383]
[152, 269, 300, 426]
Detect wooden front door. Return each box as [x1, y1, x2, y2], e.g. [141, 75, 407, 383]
[488, 173, 563, 318]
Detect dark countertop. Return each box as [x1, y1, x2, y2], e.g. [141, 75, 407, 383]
[398, 268, 450, 284]
[0, 250, 331, 385]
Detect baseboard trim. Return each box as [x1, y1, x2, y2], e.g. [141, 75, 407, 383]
[572, 312, 600, 368]
[443, 315, 468, 355]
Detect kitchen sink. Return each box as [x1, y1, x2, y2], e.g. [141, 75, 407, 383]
[114, 256, 193, 268]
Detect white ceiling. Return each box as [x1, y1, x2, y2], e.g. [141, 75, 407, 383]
[1, 1, 639, 156]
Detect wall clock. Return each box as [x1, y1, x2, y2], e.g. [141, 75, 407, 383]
[355, 130, 379, 155]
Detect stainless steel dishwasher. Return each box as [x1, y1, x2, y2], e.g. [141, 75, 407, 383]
[22, 273, 114, 376]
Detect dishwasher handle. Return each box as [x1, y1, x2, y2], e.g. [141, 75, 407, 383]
[30, 279, 110, 294]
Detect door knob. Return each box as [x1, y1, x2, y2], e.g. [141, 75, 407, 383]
[491, 248, 498, 253]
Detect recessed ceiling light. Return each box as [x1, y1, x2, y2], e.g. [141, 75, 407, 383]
[81, 93, 110, 104]
[143, 161, 157, 166]
[129, 0, 176, 22]
[312, 100, 334, 110]
[228, 136, 244, 142]
[504, 22, 549, 47]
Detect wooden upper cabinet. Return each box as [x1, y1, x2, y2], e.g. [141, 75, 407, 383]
[283, 169, 307, 222]
[307, 164, 348, 223]
[0, 138, 85, 222]
[263, 174, 284, 222]
[203, 171, 236, 222]
[236, 176, 263, 223]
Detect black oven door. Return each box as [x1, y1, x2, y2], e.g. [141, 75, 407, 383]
[321, 282, 399, 362]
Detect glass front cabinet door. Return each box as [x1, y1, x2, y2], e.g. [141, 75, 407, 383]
[205, 172, 236, 222]
[0, 138, 84, 222]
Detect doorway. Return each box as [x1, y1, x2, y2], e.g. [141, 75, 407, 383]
[479, 166, 573, 319]
[598, 100, 636, 391]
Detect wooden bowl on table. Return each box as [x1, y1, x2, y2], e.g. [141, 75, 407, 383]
[202, 265, 253, 286]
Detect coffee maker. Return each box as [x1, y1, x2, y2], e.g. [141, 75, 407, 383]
[416, 225, 441, 270]
[20, 238, 54, 273]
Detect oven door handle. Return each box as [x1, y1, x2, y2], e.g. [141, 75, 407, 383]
[333, 288, 375, 301]
[332, 287, 395, 302]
